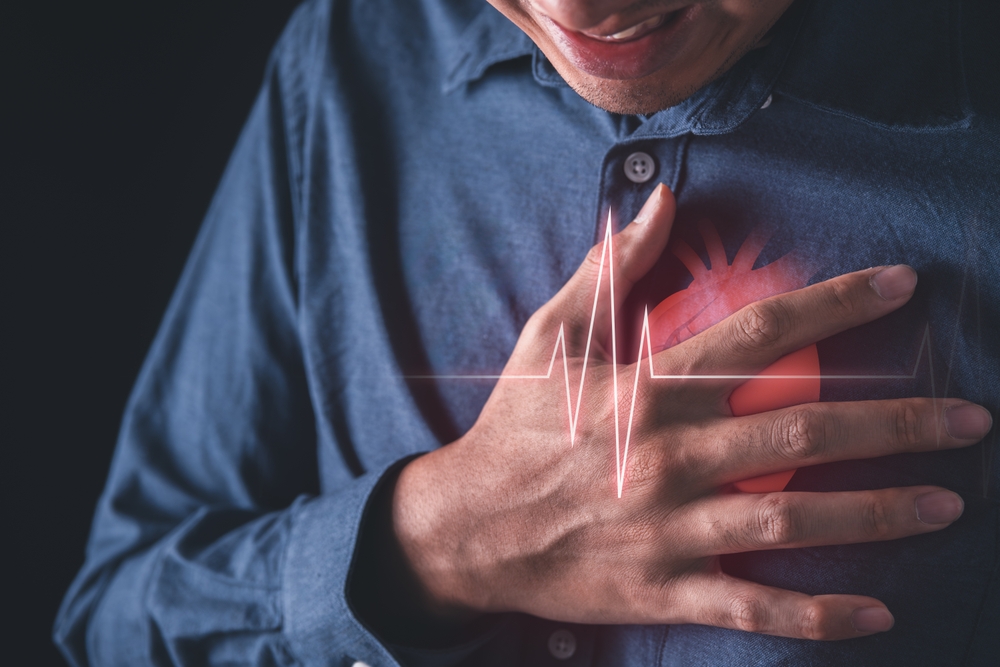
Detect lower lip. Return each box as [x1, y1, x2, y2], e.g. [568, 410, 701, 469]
[546, 5, 699, 80]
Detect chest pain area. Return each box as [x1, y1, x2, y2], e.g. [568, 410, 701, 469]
[647, 220, 822, 492]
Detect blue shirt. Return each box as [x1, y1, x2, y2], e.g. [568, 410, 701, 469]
[55, 0, 1000, 665]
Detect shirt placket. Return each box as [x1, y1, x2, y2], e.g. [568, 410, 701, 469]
[520, 618, 596, 667]
[596, 136, 688, 237]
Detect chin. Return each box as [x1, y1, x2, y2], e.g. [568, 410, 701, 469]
[568, 74, 701, 115]
[537, 41, 719, 115]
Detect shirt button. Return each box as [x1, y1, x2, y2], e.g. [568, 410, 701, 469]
[351, 662, 371, 667]
[760, 93, 773, 109]
[547, 628, 577, 660]
[623, 151, 656, 183]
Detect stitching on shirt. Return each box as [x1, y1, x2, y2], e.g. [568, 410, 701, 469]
[690, 0, 812, 136]
[775, 89, 973, 133]
[656, 624, 670, 665]
[441, 6, 534, 93]
[670, 134, 691, 196]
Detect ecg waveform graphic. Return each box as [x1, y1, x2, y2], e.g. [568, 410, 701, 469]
[407, 211, 942, 498]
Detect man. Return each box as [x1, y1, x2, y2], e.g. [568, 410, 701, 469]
[56, 0, 999, 665]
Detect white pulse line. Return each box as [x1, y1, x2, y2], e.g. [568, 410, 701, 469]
[404, 210, 936, 497]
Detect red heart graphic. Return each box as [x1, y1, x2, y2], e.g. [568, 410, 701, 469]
[648, 221, 819, 492]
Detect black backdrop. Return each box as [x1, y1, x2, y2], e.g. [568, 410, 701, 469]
[3, 2, 302, 663]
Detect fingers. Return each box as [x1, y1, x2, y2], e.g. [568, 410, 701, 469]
[705, 398, 993, 485]
[681, 572, 894, 640]
[684, 486, 963, 556]
[671, 265, 917, 379]
[528, 184, 676, 355]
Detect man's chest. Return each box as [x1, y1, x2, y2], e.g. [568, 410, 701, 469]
[301, 98, 1000, 497]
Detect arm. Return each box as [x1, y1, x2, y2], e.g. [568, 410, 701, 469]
[56, 8, 994, 664]
[53, 6, 409, 665]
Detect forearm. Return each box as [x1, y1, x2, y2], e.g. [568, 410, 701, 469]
[57, 475, 403, 667]
[59, 506, 297, 666]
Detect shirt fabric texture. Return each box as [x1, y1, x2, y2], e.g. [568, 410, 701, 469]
[55, 0, 1000, 665]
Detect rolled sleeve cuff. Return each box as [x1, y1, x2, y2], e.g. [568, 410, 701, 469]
[282, 457, 509, 667]
[283, 456, 402, 667]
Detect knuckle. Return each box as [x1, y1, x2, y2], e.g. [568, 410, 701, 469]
[891, 402, 923, 449]
[860, 495, 893, 539]
[522, 307, 560, 342]
[728, 592, 770, 633]
[583, 242, 608, 273]
[824, 278, 859, 319]
[773, 407, 825, 461]
[731, 302, 787, 351]
[797, 602, 834, 640]
[522, 308, 548, 338]
[753, 495, 803, 546]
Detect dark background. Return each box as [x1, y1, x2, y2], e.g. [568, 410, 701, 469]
[3, 2, 302, 663]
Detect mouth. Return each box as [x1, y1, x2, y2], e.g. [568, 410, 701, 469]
[580, 12, 673, 42]
[543, 5, 699, 81]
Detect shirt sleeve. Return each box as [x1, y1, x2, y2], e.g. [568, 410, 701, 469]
[51, 3, 452, 665]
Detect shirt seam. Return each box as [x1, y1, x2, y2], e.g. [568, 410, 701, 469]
[773, 89, 974, 133]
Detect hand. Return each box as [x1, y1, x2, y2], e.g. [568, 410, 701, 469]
[391, 184, 993, 640]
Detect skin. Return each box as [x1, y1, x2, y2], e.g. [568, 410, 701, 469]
[376, 186, 992, 641]
[486, 0, 797, 114]
[359, 2, 995, 643]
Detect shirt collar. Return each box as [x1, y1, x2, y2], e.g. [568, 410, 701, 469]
[441, 6, 535, 94]
[442, 0, 970, 133]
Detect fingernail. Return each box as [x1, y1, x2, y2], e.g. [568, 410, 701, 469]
[633, 184, 665, 225]
[915, 491, 964, 524]
[868, 264, 917, 301]
[851, 607, 894, 633]
[869, 265, 917, 300]
[945, 404, 993, 440]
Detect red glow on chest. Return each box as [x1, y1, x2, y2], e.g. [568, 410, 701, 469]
[648, 221, 819, 492]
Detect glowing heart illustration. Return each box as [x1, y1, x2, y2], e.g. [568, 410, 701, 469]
[648, 221, 819, 492]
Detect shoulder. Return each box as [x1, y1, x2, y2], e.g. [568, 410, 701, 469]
[769, 0, 1000, 131]
[268, 0, 483, 78]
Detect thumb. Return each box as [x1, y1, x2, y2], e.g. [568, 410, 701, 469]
[550, 183, 677, 355]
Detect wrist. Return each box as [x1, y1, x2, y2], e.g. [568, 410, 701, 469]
[391, 450, 483, 616]
[349, 455, 480, 646]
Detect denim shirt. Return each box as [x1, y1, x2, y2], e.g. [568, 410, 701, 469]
[55, 0, 1000, 665]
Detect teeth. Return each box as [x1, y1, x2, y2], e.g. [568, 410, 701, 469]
[606, 14, 664, 41]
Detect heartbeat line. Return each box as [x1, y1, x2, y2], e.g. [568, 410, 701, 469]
[406, 211, 939, 498]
